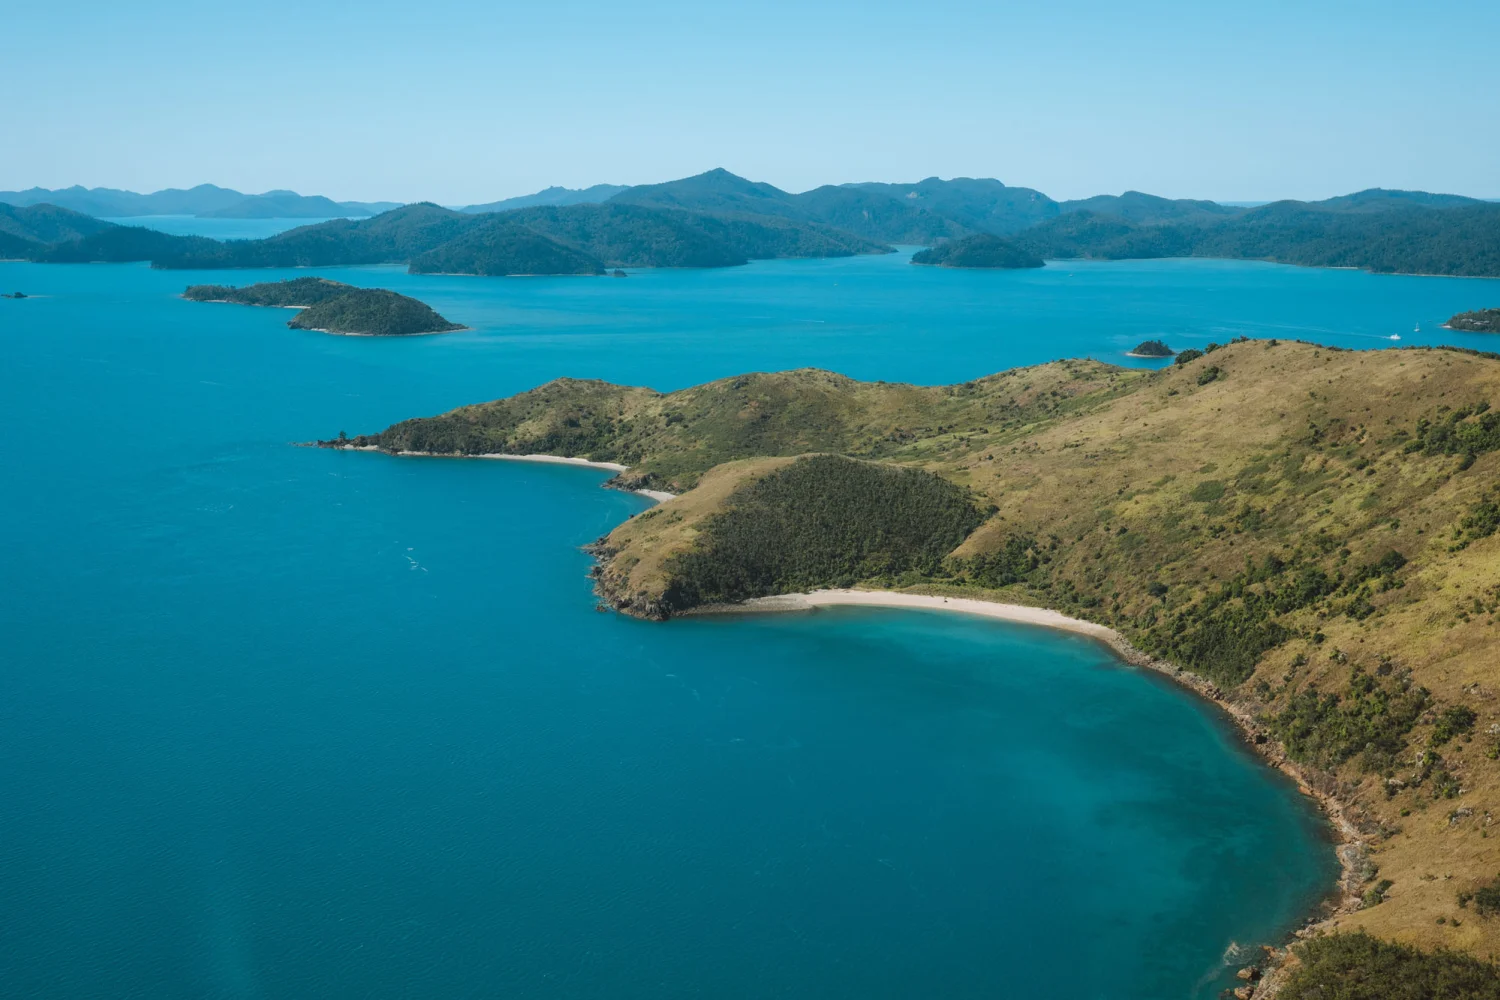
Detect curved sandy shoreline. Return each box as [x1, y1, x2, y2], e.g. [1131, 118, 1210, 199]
[718, 586, 1366, 955]
[740, 589, 1119, 640]
[331, 446, 677, 502]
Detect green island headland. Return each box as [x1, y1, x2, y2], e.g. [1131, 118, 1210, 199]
[1448, 309, 1500, 334]
[184, 278, 464, 336]
[910, 232, 1045, 269]
[1127, 339, 1175, 358]
[323, 338, 1500, 994]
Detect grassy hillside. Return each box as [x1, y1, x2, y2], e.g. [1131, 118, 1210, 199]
[910, 233, 1044, 269]
[332, 340, 1500, 977]
[185, 279, 462, 335]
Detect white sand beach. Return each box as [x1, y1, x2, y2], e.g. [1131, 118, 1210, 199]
[742, 589, 1118, 641]
[472, 453, 628, 472]
[343, 447, 676, 502]
[475, 453, 676, 502]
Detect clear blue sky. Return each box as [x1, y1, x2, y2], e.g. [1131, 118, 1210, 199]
[9, 0, 1498, 204]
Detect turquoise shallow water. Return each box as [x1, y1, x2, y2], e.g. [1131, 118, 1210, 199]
[4, 248, 1495, 998]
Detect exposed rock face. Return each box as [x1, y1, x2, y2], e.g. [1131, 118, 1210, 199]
[585, 540, 672, 620]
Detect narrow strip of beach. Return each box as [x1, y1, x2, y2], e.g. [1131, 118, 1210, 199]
[741, 589, 1117, 641]
[372, 449, 678, 503]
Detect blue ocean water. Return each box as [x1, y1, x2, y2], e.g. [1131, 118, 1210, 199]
[3, 250, 1494, 998]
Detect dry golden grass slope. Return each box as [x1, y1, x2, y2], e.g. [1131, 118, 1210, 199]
[344, 339, 1500, 960]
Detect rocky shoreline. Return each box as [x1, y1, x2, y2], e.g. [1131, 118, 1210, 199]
[583, 551, 1371, 996]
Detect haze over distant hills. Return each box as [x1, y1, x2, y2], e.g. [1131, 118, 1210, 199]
[459, 184, 630, 214]
[4, 170, 1497, 279]
[0, 184, 399, 219]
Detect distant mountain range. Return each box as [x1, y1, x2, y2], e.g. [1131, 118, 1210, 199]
[0, 184, 399, 219]
[3, 170, 1497, 278]
[459, 184, 630, 214]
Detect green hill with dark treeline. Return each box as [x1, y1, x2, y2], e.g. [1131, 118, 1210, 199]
[156, 203, 487, 269]
[460, 184, 630, 214]
[845, 176, 1059, 235]
[184, 277, 360, 307]
[1128, 339, 1174, 357]
[1315, 188, 1487, 212]
[12, 172, 1500, 278]
[1, 202, 116, 246]
[289, 290, 463, 336]
[1014, 199, 1500, 276]
[1447, 308, 1500, 333]
[492, 204, 748, 268]
[408, 220, 606, 275]
[660, 455, 989, 608]
[184, 278, 463, 335]
[17, 191, 890, 274]
[1058, 190, 1240, 225]
[613, 169, 963, 243]
[910, 233, 1044, 269]
[33, 225, 223, 264]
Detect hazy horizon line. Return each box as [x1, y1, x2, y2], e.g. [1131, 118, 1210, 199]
[4, 172, 1498, 209]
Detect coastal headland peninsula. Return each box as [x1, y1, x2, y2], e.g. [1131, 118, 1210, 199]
[327, 338, 1500, 994]
[910, 232, 1044, 269]
[1449, 309, 1500, 334]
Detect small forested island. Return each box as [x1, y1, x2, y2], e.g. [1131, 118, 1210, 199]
[1447, 308, 1500, 333]
[910, 233, 1044, 269]
[184, 278, 464, 336]
[1127, 339, 1174, 357]
[326, 340, 1500, 993]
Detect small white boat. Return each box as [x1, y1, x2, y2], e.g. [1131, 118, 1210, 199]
[1414, 323, 1421, 333]
[1389, 334, 1402, 341]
